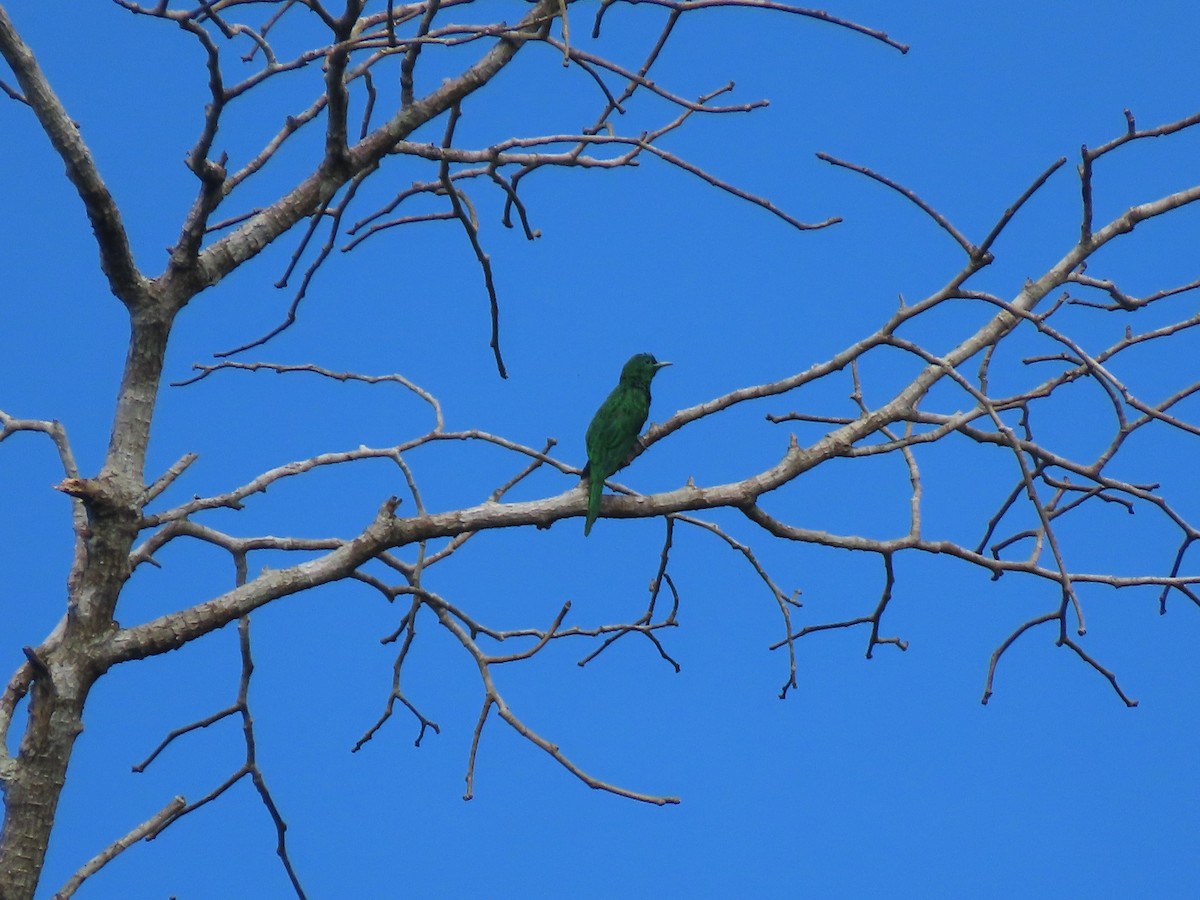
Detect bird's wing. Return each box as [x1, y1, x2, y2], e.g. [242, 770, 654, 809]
[586, 388, 651, 479]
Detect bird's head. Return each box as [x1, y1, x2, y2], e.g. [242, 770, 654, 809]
[620, 352, 672, 385]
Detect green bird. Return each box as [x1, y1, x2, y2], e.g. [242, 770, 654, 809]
[582, 352, 672, 536]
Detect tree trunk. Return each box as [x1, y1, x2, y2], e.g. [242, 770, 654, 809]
[0, 311, 169, 897]
[0, 668, 94, 900]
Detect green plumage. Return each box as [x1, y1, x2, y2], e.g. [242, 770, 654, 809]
[583, 353, 671, 536]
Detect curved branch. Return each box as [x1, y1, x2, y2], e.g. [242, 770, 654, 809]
[0, 4, 144, 301]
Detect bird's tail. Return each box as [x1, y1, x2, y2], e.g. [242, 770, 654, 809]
[584, 473, 603, 536]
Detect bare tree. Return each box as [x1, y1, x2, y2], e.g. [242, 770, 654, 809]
[1, 2, 1198, 898]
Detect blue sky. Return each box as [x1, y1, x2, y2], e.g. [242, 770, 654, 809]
[3, 1, 1200, 897]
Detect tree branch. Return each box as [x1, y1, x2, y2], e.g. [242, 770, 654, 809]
[0, 4, 145, 302]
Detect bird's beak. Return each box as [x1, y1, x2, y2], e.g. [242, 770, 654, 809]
[656, 361, 673, 369]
